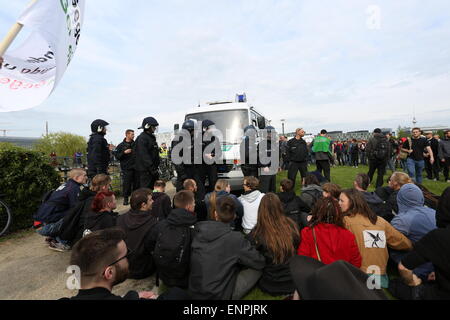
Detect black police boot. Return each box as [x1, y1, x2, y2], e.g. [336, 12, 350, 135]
[123, 197, 129, 206]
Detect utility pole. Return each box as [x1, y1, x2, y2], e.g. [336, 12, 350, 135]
[46, 121, 49, 136]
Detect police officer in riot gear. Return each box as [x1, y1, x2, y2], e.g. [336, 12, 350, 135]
[183, 119, 206, 199]
[170, 120, 195, 191]
[87, 119, 110, 179]
[240, 125, 259, 178]
[202, 119, 221, 192]
[134, 117, 160, 189]
[258, 126, 279, 193]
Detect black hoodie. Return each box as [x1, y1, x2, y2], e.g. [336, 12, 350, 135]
[117, 209, 158, 279]
[148, 208, 197, 288]
[189, 221, 265, 300]
[151, 192, 172, 220]
[436, 187, 450, 229]
[84, 210, 118, 233]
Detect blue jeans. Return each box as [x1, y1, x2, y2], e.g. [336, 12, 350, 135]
[406, 158, 425, 184]
[37, 218, 68, 245]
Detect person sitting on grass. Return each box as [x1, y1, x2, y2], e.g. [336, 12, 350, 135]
[59, 174, 112, 247]
[247, 193, 300, 296]
[299, 173, 323, 212]
[117, 188, 158, 279]
[149, 190, 197, 289]
[390, 205, 450, 300]
[189, 196, 265, 300]
[35, 168, 87, 251]
[276, 178, 309, 229]
[298, 197, 361, 268]
[84, 191, 118, 234]
[204, 179, 244, 231]
[390, 184, 437, 281]
[183, 179, 207, 221]
[321, 183, 342, 200]
[339, 188, 412, 288]
[151, 180, 172, 220]
[239, 176, 265, 234]
[353, 173, 394, 222]
[375, 172, 412, 214]
[63, 228, 189, 300]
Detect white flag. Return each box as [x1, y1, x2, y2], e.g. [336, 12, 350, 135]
[0, 0, 86, 112]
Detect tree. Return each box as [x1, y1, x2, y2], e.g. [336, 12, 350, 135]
[33, 132, 87, 158]
[396, 126, 409, 139]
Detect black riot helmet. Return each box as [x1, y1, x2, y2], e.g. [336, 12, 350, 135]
[182, 119, 195, 131]
[139, 117, 159, 131]
[202, 119, 215, 131]
[90, 119, 109, 134]
[263, 126, 276, 139]
[244, 125, 256, 135]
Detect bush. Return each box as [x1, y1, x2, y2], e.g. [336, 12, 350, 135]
[33, 132, 87, 158]
[0, 143, 60, 232]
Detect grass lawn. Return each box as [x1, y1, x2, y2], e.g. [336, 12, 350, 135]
[241, 164, 449, 300]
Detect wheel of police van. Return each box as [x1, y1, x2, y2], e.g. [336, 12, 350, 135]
[0, 198, 12, 237]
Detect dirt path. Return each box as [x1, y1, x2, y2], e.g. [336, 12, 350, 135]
[0, 183, 176, 300]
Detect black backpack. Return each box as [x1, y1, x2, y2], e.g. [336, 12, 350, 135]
[153, 222, 192, 286]
[374, 137, 389, 160]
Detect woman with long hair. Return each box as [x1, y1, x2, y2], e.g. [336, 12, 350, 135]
[339, 188, 412, 288]
[204, 179, 243, 229]
[247, 193, 300, 296]
[297, 197, 361, 267]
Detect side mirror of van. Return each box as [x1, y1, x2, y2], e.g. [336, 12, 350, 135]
[257, 116, 266, 129]
[174, 124, 179, 133]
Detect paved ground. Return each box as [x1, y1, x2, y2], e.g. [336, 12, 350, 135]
[0, 183, 176, 300]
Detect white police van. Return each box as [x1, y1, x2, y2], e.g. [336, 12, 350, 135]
[176, 93, 270, 191]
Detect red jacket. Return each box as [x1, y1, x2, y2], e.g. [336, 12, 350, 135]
[298, 223, 362, 268]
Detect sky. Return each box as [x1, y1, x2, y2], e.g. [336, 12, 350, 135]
[1, 0, 450, 144]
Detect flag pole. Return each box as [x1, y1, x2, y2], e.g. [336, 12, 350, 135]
[0, 0, 37, 56]
[0, 23, 24, 56]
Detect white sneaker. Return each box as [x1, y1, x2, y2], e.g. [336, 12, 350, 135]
[49, 241, 71, 252]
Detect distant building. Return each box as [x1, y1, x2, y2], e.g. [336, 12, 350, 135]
[400, 125, 450, 133]
[0, 136, 40, 149]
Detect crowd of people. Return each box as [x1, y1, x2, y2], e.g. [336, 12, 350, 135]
[28, 116, 450, 300]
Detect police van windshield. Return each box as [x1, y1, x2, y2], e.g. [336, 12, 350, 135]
[185, 109, 249, 144]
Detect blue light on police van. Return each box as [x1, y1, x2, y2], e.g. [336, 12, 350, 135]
[236, 93, 247, 103]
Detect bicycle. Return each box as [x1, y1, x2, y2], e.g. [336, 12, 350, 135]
[0, 195, 12, 237]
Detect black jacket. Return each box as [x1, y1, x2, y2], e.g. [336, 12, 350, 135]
[87, 133, 110, 175]
[59, 188, 96, 244]
[240, 135, 258, 169]
[117, 209, 158, 279]
[247, 229, 300, 295]
[277, 191, 310, 225]
[34, 179, 82, 223]
[84, 210, 118, 232]
[134, 131, 160, 172]
[151, 192, 172, 220]
[366, 133, 391, 161]
[148, 208, 197, 287]
[286, 137, 308, 162]
[189, 221, 265, 300]
[114, 139, 136, 171]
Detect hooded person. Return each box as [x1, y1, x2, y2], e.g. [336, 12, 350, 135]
[299, 173, 323, 212]
[391, 184, 437, 243]
[391, 192, 450, 300]
[239, 176, 265, 234]
[116, 188, 158, 279]
[390, 184, 437, 279]
[87, 119, 110, 179]
[289, 256, 387, 300]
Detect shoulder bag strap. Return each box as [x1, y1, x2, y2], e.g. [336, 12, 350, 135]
[312, 227, 322, 262]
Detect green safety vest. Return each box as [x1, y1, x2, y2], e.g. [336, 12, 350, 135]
[312, 136, 331, 153]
